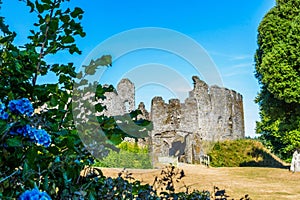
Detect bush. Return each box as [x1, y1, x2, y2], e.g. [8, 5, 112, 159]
[94, 142, 152, 169]
[0, 0, 102, 198]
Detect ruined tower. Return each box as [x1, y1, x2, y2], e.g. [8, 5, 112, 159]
[150, 76, 244, 166]
[101, 78, 135, 116]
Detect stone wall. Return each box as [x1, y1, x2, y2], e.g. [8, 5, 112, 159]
[150, 76, 244, 166]
[100, 76, 245, 167]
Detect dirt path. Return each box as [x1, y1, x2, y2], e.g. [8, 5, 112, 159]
[100, 164, 300, 200]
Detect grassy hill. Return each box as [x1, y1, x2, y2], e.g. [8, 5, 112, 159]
[208, 139, 290, 168]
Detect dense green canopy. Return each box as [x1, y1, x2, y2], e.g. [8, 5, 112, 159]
[255, 0, 300, 160]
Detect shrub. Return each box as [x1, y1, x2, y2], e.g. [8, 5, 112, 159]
[0, 0, 95, 198]
[94, 141, 152, 169]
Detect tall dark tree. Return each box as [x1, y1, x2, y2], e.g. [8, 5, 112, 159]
[255, 0, 300, 161]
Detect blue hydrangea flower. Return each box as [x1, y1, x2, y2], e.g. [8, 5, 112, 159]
[0, 111, 9, 120]
[10, 125, 35, 139]
[8, 98, 34, 117]
[34, 129, 52, 147]
[19, 188, 52, 200]
[10, 125, 51, 147]
[0, 101, 9, 120]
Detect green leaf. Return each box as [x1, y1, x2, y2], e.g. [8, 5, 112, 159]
[79, 79, 88, 85]
[95, 103, 105, 112]
[42, 3, 50, 10]
[44, 175, 49, 191]
[70, 7, 84, 18]
[62, 35, 75, 44]
[35, 0, 44, 13]
[76, 71, 83, 79]
[60, 15, 70, 23]
[69, 44, 80, 54]
[0, 121, 9, 135]
[7, 137, 23, 147]
[88, 193, 96, 200]
[83, 55, 112, 75]
[50, 95, 59, 107]
[41, 0, 51, 4]
[22, 162, 29, 179]
[26, 0, 35, 13]
[109, 133, 123, 145]
[0, 35, 14, 43]
[96, 55, 112, 67]
[84, 63, 97, 75]
[45, 14, 51, 23]
[58, 74, 66, 83]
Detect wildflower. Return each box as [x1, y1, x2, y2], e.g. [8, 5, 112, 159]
[19, 188, 51, 200]
[8, 98, 34, 117]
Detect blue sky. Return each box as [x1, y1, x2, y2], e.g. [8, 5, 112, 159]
[1, 0, 275, 137]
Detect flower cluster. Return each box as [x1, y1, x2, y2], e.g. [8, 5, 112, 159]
[0, 98, 52, 147]
[0, 101, 9, 120]
[11, 125, 51, 147]
[19, 188, 52, 200]
[8, 98, 34, 117]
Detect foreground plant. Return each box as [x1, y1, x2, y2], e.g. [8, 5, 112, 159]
[19, 188, 51, 200]
[0, 0, 149, 198]
[1, 98, 51, 147]
[0, 0, 93, 198]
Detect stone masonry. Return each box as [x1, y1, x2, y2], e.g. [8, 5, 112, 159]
[101, 76, 245, 166]
[101, 79, 135, 116]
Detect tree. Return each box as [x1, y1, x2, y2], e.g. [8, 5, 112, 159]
[255, 0, 300, 161]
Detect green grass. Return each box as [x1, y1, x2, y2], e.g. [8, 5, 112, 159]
[94, 141, 152, 169]
[208, 139, 288, 168]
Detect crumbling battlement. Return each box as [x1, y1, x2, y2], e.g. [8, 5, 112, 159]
[101, 78, 135, 116]
[101, 76, 244, 166]
[151, 76, 244, 141]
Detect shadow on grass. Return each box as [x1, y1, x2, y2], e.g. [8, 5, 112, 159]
[239, 147, 290, 169]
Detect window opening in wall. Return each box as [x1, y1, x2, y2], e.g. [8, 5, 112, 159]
[228, 116, 233, 134]
[124, 101, 130, 113]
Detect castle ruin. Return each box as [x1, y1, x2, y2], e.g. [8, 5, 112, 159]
[101, 76, 245, 166]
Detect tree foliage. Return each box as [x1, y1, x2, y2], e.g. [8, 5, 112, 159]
[0, 0, 153, 198]
[0, 0, 94, 198]
[255, 0, 300, 161]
